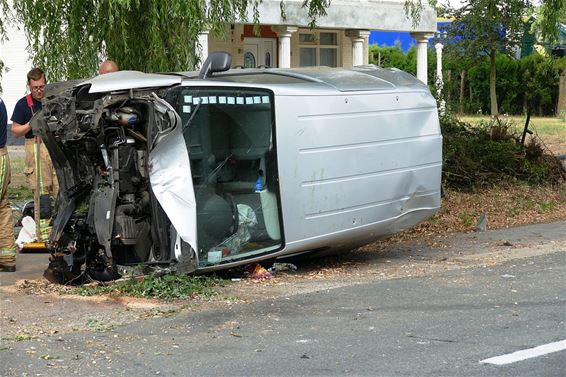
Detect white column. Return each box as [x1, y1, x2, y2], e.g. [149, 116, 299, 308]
[197, 30, 210, 69]
[435, 42, 445, 114]
[435, 43, 444, 89]
[346, 30, 371, 67]
[410, 32, 434, 85]
[271, 26, 298, 68]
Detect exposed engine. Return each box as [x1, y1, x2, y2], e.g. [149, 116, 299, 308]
[35, 85, 190, 284]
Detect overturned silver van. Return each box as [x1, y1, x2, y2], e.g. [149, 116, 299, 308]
[35, 53, 442, 283]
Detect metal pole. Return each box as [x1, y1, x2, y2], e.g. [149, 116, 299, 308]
[34, 136, 42, 242]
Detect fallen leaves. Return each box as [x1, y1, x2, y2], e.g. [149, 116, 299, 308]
[382, 183, 566, 244]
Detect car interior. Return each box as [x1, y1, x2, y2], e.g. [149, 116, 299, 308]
[169, 87, 283, 267]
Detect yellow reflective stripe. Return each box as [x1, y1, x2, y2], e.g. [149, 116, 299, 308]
[0, 249, 17, 256]
[39, 219, 51, 240]
[0, 154, 6, 192]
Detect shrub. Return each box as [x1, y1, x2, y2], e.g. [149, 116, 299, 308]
[440, 113, 565, 189]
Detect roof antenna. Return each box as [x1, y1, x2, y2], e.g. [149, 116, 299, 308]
[198, 52, 232, 79]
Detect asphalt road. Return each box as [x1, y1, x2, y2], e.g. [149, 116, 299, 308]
[1, 222, 565, 376]
[0, 251, 50, 287]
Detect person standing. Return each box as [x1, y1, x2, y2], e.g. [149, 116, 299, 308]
[11, 68, 58, 241]
[0, 97, 17, 272]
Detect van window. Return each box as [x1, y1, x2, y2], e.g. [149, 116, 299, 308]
[167, 87, 283, 267]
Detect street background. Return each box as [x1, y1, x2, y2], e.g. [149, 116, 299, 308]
[1, 221, 565, 376]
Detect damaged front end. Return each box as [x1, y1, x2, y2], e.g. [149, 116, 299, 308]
[36, 82, 197, 284]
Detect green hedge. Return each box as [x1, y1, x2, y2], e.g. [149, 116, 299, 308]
[465, 54, 563, 115]
[368, 45, 565, 116]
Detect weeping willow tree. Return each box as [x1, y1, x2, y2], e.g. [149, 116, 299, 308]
[7, 0, 259, 79]
[1, 0, 562, 83]
[1, 0, 434, 81]
[0, 0, 335, 81]
[0, 0, 10, 83]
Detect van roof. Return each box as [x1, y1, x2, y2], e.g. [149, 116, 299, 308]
[82, 66, 426, 94]
[203, 66, 426, 92]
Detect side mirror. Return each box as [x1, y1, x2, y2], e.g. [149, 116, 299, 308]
[198, 52, 232, 79]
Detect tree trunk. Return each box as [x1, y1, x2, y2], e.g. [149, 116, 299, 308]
[523, 95, 528, 114]
[489, 48, 498, 116]
[558, 68, 566, 117]
[459, 69, 466, 115]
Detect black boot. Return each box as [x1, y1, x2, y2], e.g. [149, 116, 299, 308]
[0, 265, 16, 272]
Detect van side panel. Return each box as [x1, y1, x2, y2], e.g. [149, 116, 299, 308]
[275, 90, 441, 252]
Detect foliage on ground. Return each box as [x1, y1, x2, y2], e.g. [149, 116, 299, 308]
[417, 183, 566, 234]
[72, 274, 227, 300]
[441, 113, 566, 189]
[354, 183, 566, 253]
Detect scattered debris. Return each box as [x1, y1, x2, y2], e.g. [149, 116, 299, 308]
[39, 354, 60, 360]
[15, 216, 37, 249]
[269, 263, 298, 273]
[246, 264, 272, 280]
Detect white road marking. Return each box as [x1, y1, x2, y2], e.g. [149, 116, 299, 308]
[480, 340, 566, 365]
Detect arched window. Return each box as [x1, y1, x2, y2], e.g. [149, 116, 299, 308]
[244, 52, 256, 68]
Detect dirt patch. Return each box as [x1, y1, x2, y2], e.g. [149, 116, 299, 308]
[388, 183, 566, 242]
[0, 279, 229, 339]
[541, 134, 566, 156]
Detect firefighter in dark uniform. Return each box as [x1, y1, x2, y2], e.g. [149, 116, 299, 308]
[11, 68, 58, 241]
[0, 97, 17, 272]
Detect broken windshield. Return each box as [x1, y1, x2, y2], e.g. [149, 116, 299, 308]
[166, 87, 283, 268]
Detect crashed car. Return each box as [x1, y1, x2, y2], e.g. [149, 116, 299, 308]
[34, 52, 442, 284]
